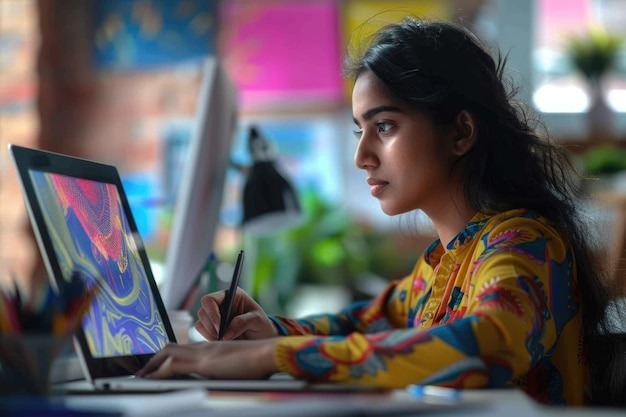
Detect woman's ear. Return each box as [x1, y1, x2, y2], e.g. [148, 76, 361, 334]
[451, 110, 477, 156]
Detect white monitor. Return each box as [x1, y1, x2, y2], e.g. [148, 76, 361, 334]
[160, 58, 238, 310]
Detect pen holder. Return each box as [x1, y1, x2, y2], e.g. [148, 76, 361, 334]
[0, 334, 71, 397]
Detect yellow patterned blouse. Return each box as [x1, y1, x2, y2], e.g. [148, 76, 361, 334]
[270, 209, 586, 405]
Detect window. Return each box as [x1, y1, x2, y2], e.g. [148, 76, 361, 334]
[533, 0, 626, 113]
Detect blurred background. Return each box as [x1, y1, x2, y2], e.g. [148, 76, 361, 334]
[1, 0, 626, 317]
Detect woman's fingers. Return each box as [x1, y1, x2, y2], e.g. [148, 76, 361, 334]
[144, 355, 198, 379]
[194, 288, 273, 341]
[195, 308, 218, 340]
[220, 312, 253, 340]
[136, 343, 178, 376]
[195, 293, 223, 340]
[200, 292, 224, 315]
[138, 343, 205, 379]
[224, 312, 278, 340]
[137, 340, 280, 380]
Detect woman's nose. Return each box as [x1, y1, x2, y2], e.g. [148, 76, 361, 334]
[354, 132, 377, 170]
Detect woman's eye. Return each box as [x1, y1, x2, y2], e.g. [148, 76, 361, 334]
[352, 128, 363, 139]
[377, 122, 393, 133]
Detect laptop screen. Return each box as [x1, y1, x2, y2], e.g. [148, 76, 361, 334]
[28, 169, 170, 358]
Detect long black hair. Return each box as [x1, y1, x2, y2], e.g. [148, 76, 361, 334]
[344, 18, 623, 406]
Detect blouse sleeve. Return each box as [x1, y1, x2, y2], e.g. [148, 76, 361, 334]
[268, 277, 413, 336]
[272, 219, 577, 389]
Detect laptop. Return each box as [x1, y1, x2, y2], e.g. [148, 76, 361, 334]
[9, 144, 309, 392]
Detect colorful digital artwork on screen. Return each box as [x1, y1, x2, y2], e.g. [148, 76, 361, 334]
[29, 170, 169, 358]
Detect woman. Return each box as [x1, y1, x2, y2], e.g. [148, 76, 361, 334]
[138, 18, 619, 406]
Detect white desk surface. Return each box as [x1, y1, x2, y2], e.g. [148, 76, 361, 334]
[55, 384, 625, 417]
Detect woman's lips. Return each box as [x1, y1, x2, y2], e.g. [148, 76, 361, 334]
[367, 178, 389, 197]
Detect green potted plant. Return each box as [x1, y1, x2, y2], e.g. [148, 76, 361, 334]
[580, 144, 626, 193]
[565, 26, 623, 137]
[567, 26, 622, 82]
[246, 190, 416, 315]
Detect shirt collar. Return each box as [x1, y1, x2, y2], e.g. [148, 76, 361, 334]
[423, 212, 491, 266]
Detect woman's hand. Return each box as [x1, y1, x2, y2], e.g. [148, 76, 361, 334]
[195, 288, 279, 341]
[136, 339, 279, 380]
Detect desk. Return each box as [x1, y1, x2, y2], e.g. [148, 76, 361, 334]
[52, 384, 626, 417]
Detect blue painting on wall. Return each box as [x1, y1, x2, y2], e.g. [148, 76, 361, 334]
[92, 0, 216, 70]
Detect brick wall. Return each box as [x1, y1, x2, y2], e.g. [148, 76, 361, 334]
[0, 0, 202, 287]
[0, 0, 40, 286]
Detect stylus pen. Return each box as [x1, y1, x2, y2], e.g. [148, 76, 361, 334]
[218, 250, 244, 340]
[406, 385, 460, 402]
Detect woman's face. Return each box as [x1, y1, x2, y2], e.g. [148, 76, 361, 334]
[352, 71, 457, 216]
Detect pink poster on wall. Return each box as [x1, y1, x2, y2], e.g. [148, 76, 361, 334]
[219, 0, 344, 112]
[537, 0, 591, 47]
